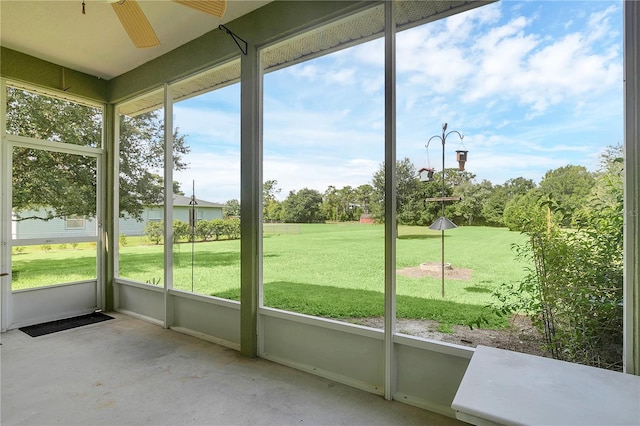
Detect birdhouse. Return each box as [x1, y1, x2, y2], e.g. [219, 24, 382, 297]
[418, 167, 435, 182]
[455, 150, 468, 171]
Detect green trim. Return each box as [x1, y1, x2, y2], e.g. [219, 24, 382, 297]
[103, 103, 116, 311]
[1, 47, 108, 102]
[239, 42, 261, 358]
[624, 0, 640, 375]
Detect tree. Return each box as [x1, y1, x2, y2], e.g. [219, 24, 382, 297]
[353, 184, 374, 215]
[587, 145, 623, 211]
[482, 186, 509, 226]
[9, 88, 101, 221]
[173, 181, 185, 196]
[263, 179, 282, 222]
[8, 87, 190, 221]
[224, 199, 241, 218]
[281, 188, 324, 223]
[371, 158, 422, 225]
[322, 185, 340, 222]
[483, 177, 536, 227]
[451, 179, 492, 225]
[538, 165, 595, 227]
[336, 186, 357, 221]
[502, 189, 546, 232]
[118, 113, 190, 218]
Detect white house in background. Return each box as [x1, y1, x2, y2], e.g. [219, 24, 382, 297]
[119, 195, 227, 236]
[12, 194, 227, 240]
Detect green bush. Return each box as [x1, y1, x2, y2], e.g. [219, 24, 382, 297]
[196, 220, 215, 241]
[493, 151, 623, 370]
[173, 220, 190, 243]
[224, 218, 240, 239]
[144, 221, 163, 245]
[211, 219, 225, 240]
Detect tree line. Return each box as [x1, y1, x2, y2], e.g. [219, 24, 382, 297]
[224, 155, 604, 229]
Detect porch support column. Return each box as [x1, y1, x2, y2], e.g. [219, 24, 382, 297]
[163, 83, 174, 328]
[103, 102, 116, 312]
[240, 41, 261, 358]
[384, 0, 397, 400]
[623, 0, 640, 375]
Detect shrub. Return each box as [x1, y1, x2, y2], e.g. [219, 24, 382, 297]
[196, 220, 215, 241]
[144, 221, 163, 245]
[224, 218, 240, 239]
[492, 156, 623, 370]
[173, 220, 190, 243]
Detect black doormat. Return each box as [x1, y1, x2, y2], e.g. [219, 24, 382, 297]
[19, 312, 114, 337]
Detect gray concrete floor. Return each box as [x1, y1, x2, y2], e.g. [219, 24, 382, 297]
[1, 312, 463, 425]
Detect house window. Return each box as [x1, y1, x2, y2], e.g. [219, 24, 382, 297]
[147, 209, 163, 222]
[65, 215, 85, 230]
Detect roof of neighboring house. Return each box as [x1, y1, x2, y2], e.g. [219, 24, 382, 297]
[172, 195, 227, 209]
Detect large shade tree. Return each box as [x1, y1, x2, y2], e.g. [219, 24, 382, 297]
[7, 87, 189, 221]
[538, 165, 595, 226]
[371, 157, 423, 224]
[483, 177, 536, 226]
[281, 188, 324, 223]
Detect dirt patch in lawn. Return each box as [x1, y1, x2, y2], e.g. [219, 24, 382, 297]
[397, 265, 473, 280]
[346, 314, 549, 357]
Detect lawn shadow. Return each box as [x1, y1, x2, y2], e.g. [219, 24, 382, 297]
[213, 281, 504, 328]
[10, 255, 96, 282]
[464, 286, 492, 293]
[398, 234, 443, 240]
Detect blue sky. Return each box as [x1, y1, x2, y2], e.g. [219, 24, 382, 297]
[174, 1, 623, 203]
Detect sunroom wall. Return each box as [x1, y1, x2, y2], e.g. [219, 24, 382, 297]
[109, 1, 487, 415]
[0, 0, 637, 419]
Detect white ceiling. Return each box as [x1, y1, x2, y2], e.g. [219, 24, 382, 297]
[0, 0, 272, 80]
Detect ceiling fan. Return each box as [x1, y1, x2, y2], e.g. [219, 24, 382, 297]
[84, 0, 226, 48]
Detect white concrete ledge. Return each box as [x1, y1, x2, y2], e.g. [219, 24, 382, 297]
[452, 345, 640, 426]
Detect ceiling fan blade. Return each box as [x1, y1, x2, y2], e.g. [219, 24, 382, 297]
[173, 0, 226, 18]
[112, 0, 160, 48]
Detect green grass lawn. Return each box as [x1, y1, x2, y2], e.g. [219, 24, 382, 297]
[11, 224, 530, 329]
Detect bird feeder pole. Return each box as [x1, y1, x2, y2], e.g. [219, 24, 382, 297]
[425, 123, 465, 298]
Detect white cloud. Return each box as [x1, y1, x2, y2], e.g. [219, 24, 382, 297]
[389, 2, 622, 121]
[586, 5, 619, 43]
[264, 155, 379, 200]
[288, 63, 320, 80]
[173, 105, 239, 143]
[325, 68, 357, 85]
[174, 152, 240, 203]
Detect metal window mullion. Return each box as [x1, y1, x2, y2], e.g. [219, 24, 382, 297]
[163, 83, 174, 328]
[384, 0, 397, 401]
[0, 78, 11, 331]
[112, 105, 121, 282]
[623, 0, 640, 376]
[6, 135, 102, 157]
[96, 116, 105, 311]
